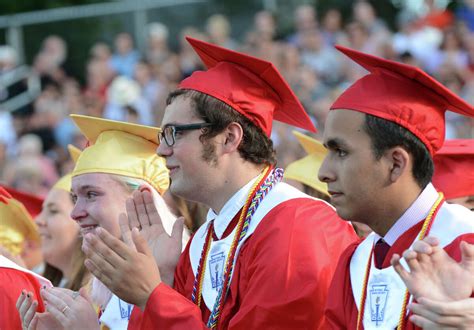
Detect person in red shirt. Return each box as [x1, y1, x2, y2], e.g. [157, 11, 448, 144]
[318, 46, 474, 329]
[0, 186, 51, 329]
[82, 37, 358, 329]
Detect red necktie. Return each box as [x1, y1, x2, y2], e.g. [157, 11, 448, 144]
[374, 238, 390, 269]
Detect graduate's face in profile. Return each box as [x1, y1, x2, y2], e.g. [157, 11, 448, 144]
[319, 109, 389, 223]
[157, 96, 217, 202]
[70, 173, 130, 244]
[36, 188, 79, 268]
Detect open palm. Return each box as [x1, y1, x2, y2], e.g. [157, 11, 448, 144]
[120, 189, 184, 286]
[392, 238, 473, 302]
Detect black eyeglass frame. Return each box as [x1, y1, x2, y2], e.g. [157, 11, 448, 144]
[159, 122, 213, 147]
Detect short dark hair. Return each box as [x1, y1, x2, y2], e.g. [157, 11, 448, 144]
[363, 114, 434, 188]
[166, 89, 276, 166]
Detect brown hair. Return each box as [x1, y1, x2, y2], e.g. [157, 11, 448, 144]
[166, 89, 277, 166]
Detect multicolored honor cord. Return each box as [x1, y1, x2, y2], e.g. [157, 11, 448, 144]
[190, 166, 284, 329]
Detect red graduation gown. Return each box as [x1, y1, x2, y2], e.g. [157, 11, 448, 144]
[322, 214, 474, 330]
[0, 267, 46, 329]
[129, 198, 358, 329]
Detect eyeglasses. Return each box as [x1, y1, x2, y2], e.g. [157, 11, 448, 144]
[159, 122, 213, 147]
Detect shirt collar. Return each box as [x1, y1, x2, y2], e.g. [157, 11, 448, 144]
[376, 183, 439, 246]
[206, 176, 259, 239]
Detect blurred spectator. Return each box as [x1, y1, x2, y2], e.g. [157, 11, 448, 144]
[456, 0, 474, 32]
[83, 59, 112, 103]
[40, 36, 67, 69]
[320, 8, 347, 46]
[415, 0, 454, 30]
[146, 22, 172, 66]
[3, 134, 56, 197]
[33, 35, 69, 85]
[178, 26, 206, 78]
[276, 43, 301, 88]
[90, 41, 112, 62]
[134, 59, 165, 110]
[254, 10, 277, 43]
[393, 12, 442, 66]
[0, 45, 17, 73]
[109, 32, 140, 78]
[242, 11, 279, 63]
[288, 4, 319, 48]
[299, 29, 343, 85]
[425, 27, 469, 74]
[205, 14, 238, 50]
[103, 75, 153, 125]
[353, 1, 390, 40]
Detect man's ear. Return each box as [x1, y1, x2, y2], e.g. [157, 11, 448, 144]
[221, 122, 243, 153]
[385, 146, 410, 183]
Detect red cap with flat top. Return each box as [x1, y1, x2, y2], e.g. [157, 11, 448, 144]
[432, 139, 474, 200]
[178, 37, 316, 136]
[331, 45, 474, 155]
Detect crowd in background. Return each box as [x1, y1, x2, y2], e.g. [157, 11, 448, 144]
[0, 0, 472, 207]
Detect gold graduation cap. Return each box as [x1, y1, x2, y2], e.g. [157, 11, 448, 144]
[71, 115, 169, 194]
[284, 131, 329, 196]
[0, 186, 41, 255]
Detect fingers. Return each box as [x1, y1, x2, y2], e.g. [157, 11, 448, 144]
[171, 217, 185, 243]
[44, 287, 76, 306]
[423, 236, 440, 247]
[89, 227, 131, 261]
[79, 287, 92, 304]
[132, 227, 152, 256]
[17, 291, 37, 328]
[27, 315, 39, 330]
[409, 302, 442, 325]
[119, 212, 134, 249]
[417, 297, 474, 316]
[82, 235, 122, 275]
[126, 198, 140, 229]
[23, 299, 38, 328]
[412, 240, 434, 255]
[16, 290, 27, 310]
[391, 254, 410, 282]
[133, 190, 152, 228]
[410, 302, 462, 329]
[460, 241, 474, 272]
[142, 189, 163, 228]
[41, 292, 69, 325]
[403, 249, 421, 273]
[84, 258, 113, 288]
[18, 291, 34, 323]
[409, 314, 441, 329]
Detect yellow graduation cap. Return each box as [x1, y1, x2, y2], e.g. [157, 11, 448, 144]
[284, 131, 329, 196]
[71, 115, 169, 194]
[53, 144, 82, 192]
[68, 144, 82, 163]
[0, 188, 41, 256]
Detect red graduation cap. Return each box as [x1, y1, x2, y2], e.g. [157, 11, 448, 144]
[3, 186, 44, 218]
[331, 45, 474, 155]
[432, 139, 474, 200]
[178, 37, 316, 136]
[0, 186, 12, 204]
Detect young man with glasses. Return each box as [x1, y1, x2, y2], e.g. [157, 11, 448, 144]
[82, 37, 358, 329]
